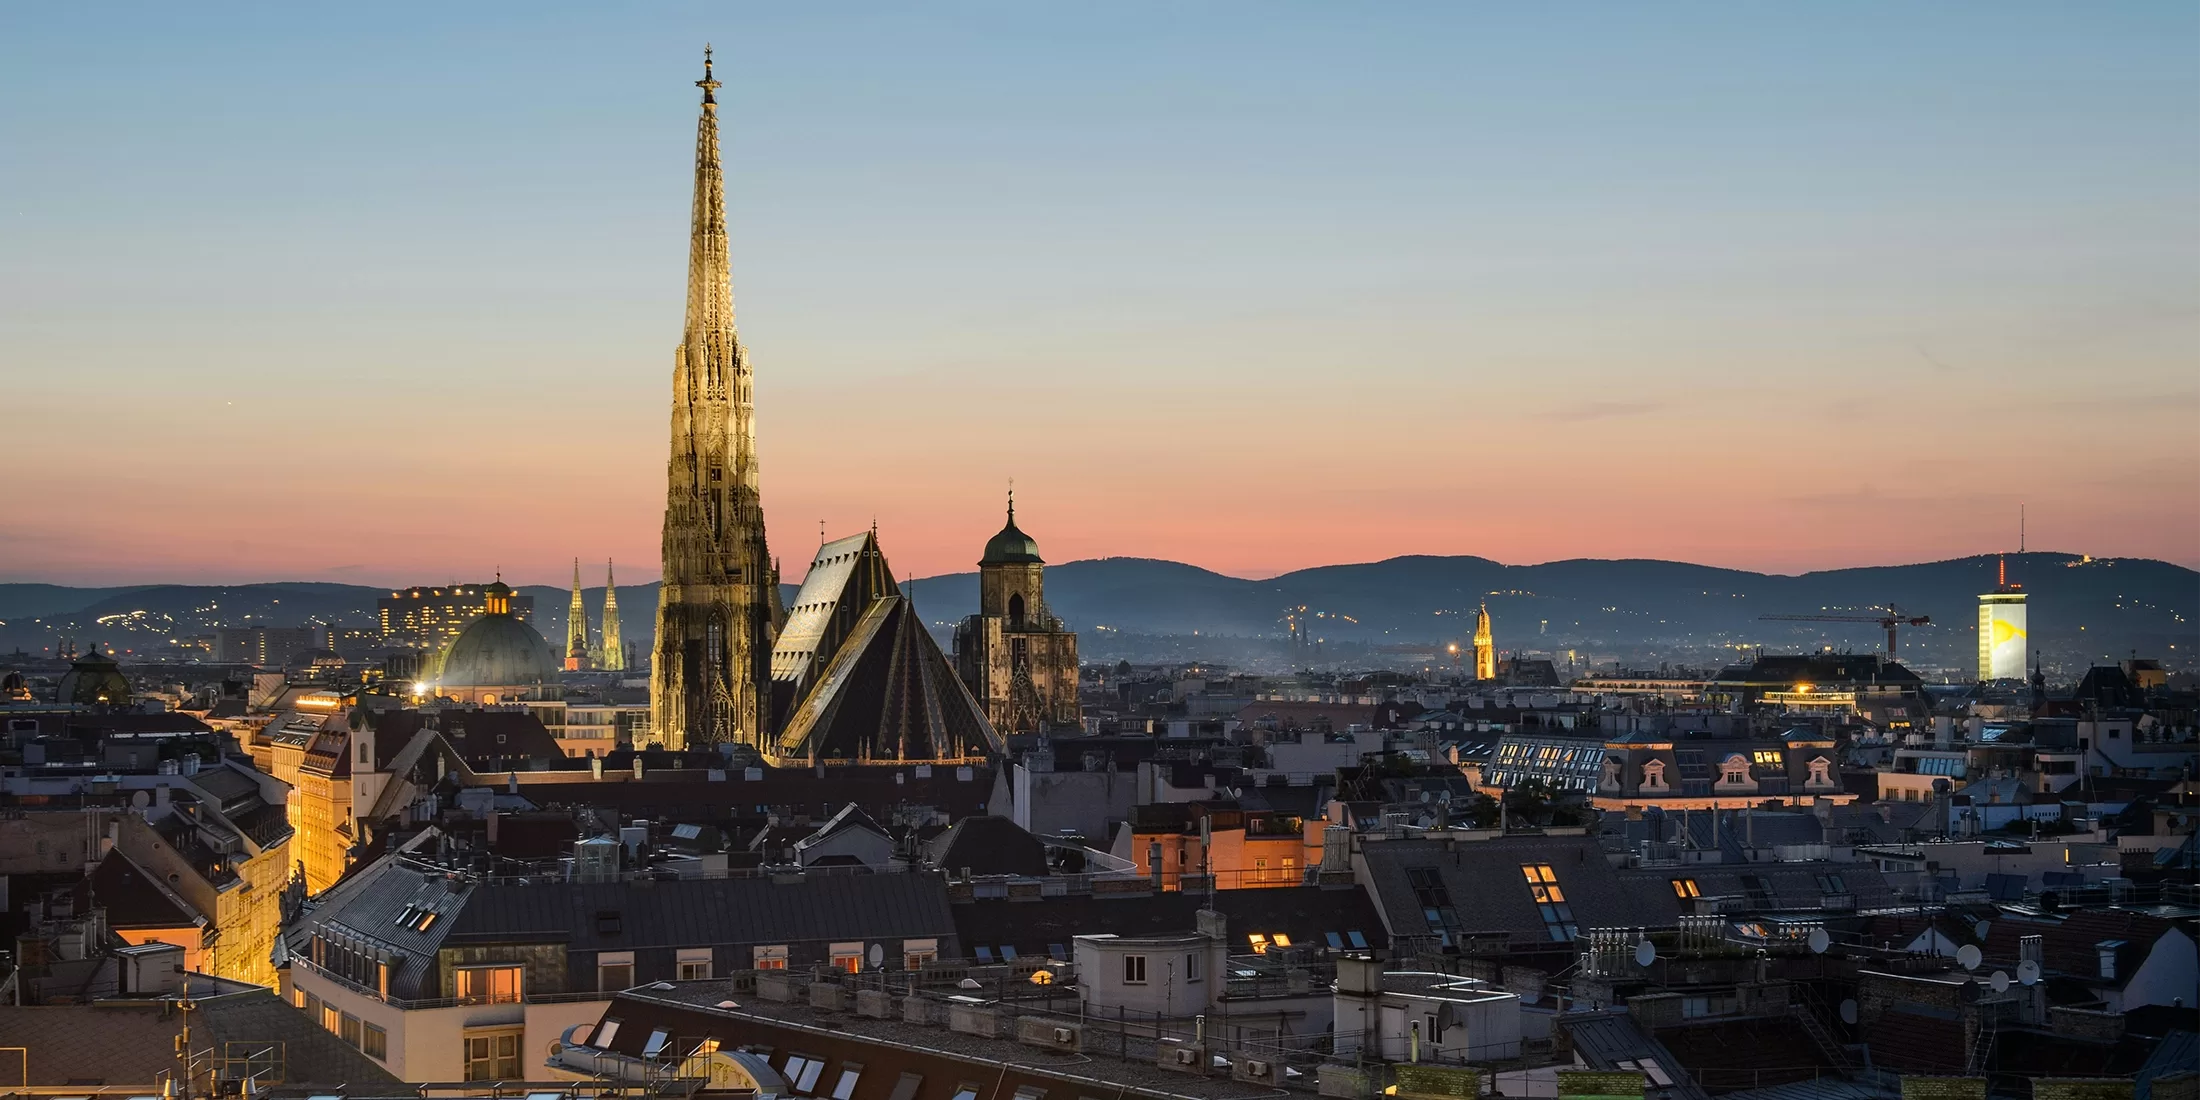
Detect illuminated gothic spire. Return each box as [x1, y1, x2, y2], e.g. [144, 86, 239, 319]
[565, 558, 589, 671]
[651, 46, 781, 748]
[600, 559, 625, 671]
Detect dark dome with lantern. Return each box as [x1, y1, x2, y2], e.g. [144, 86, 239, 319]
[432, 581, 556, 688]
[980, 495, 1043, 565]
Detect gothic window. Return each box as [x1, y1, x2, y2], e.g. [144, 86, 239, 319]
[1008, 593, 1025, 629]
[706, 617, 724, 668]
[1011, 637, 1029, 671]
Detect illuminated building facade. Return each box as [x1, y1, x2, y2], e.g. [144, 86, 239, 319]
[1472, 602, 1497, 681]
[1592, 730, 1854, 811]
[652, 50, 783, 751]
[214, 626, 323, 666]
[378, 584, 535, 650]
[1978, 558, 2028, 681]
[952, 494, 1081, 734]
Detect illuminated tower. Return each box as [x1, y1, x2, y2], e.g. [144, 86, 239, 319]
[599, 560, 625, 672]
[1977, 556, 2027, 681]
[650, 48, 782, 749]
[564, 558, 589, 671]
[1472, 601, 1497, 681]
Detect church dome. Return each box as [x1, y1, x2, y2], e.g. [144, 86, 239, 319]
[435, 608, 557, 688]
[981, 497, 1043, 565]
[57, 647, 131, 706]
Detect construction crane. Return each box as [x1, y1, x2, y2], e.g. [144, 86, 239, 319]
[1758, 606, 1932, 659]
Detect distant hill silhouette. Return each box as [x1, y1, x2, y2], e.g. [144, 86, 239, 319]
[4, 552, 2191, 672]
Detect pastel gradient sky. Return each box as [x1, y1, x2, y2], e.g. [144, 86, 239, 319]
[3, 3, 2195, 588]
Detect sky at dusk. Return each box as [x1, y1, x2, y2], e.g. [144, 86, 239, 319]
[3, 3, 2195, 588]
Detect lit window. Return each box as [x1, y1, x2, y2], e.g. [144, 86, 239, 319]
[1271, 933, 1291, 948]
[1752, 750, 1784, 767]
[831, 942, 863, 973]
[754, 944, 789, 970]
[1522, 864, 1576, 942]
[1671, 878, 1700, 899]
[456, 965, 523, 1005]
[1247, 933, 1269, 954]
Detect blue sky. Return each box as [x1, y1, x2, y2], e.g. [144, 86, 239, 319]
[3, 3, 2194, 584]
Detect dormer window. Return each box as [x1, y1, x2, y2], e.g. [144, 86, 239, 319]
[1718, 755, 1752, 787]
[1641, 759, 1669, 792]
[2097, 940, 2123, 981]
[1806, 756, 1834, 789]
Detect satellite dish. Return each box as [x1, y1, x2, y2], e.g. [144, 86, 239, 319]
[1839, 999, 1858, 1025]
[1808, 929, 1831, 955]
[1957, 945, 1983, 971]
[1973, 920, 1991, 940]
[1635, 941, 1657, 967]
[2018, 960, 2041, 986]
[1990, 971, 2011, 994]
[868, 944, 885, 968]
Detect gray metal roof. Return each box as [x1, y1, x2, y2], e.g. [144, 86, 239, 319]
[448, 867, 962, 953]
[1563, 1011, 1713, 1100]
[1361, 836, 1686, 945]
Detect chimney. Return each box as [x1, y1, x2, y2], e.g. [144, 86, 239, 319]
[633, 756, 644, 780]
[1196, 908, 1227, 941]
[1149, 840, 1164, 890]
[591, 755, 603, 780]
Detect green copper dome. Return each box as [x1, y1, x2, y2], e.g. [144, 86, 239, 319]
[981, 496, 1043, 565]
[435, 609, 557, 688]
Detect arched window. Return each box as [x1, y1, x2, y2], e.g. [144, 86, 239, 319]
[706, 617, 724, 668]
[1008, 593, 1025, 629]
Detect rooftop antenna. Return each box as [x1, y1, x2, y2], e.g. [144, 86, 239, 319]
[2019, 503, 2025, 554]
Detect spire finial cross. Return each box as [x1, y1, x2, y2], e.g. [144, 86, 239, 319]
[1007, 477, 1016, 523]
[697, 44, 721, 99]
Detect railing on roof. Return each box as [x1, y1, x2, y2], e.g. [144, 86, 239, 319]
[293, 955, 612, 1011]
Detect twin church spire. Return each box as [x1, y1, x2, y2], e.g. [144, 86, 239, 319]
[563, 559, 627, 672]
